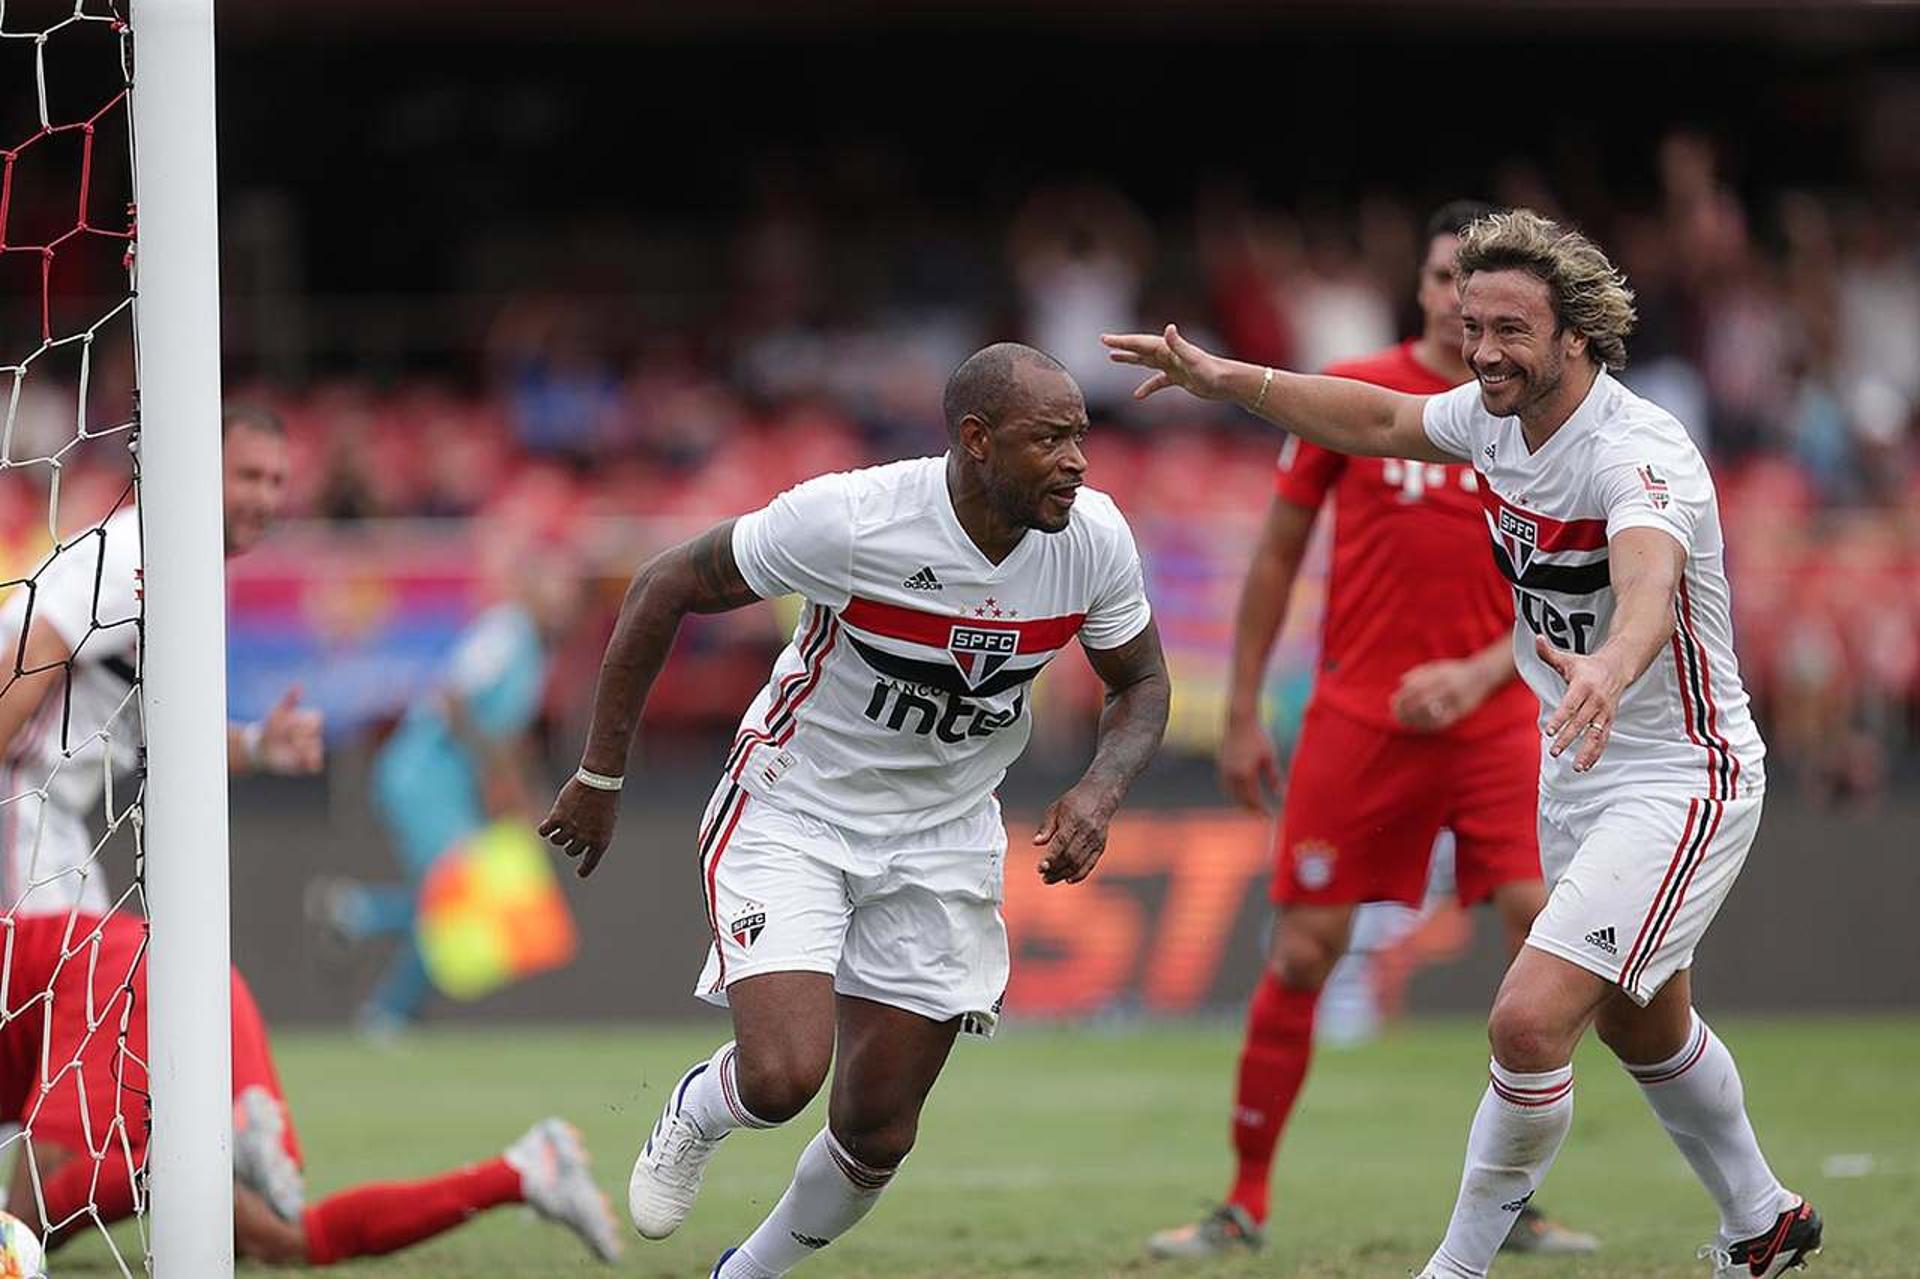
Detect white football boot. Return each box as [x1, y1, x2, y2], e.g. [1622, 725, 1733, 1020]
[506, 1117, 624, 1263]
[628, 1058, 727, 1239]
[232, 1085, 306, 1223]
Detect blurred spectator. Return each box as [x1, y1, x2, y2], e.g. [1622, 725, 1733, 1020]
[1011, 184, 1154, 416]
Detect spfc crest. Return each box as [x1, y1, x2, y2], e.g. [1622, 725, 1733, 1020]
[947, 624, 1019, 691]
[1497, 507, 1538, 574]
[729, 901, 766, 948]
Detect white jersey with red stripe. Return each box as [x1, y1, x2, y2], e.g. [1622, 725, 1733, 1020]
[0, 506, 140, 914]
[726, 455, 1151, 837]
[1422, 371, 1764, 804]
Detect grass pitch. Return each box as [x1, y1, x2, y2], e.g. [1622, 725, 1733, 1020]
[57, 1016, 1920, 1276]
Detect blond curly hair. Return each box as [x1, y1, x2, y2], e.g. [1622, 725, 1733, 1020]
[1455, 210, 1637, 371]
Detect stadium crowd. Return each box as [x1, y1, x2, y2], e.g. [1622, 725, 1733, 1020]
[1, 132, 1913, 797]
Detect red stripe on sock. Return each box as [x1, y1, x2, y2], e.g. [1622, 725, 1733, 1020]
[1630, 1022, 1710, 1085]
[824, 1136, 893, 1192]
[1490, 1076, 1574, 1108]
[302, 1157, 522, 1265]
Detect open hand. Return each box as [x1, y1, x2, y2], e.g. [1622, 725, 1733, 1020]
[255, 685, 324, 775]
[1032, 783, 1118, 885]
[538, 778, 621, 878]
[1536, 636, 1627, 772]
[1101, 324, 1234, 402]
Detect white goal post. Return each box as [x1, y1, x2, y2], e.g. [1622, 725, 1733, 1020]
[131, 0, 235, 1274]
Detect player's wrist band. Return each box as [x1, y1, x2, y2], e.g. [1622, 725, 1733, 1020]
[574, 766, 624, 792]
[240, 721, 264, 769]
[1251, 365, 1274, 411]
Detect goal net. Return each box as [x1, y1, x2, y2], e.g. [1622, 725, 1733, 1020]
[0, 1, 231, 1273]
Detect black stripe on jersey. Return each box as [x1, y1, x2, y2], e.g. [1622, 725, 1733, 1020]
[846, 634, 1045, 701]
[1670, 591, 1730, 799]
[102, 654, 137, 687]
[1626, 799, 1719, 993]
[1675, 579, 1737, 799]
[1489, 542, 1611, 596]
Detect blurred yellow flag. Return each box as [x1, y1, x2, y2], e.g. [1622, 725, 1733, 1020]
[417, 820, 578, 1001]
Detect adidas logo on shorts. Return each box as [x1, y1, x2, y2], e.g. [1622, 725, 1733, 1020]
[903, 565, 943, 591]
[1584, 926, 1618, 956]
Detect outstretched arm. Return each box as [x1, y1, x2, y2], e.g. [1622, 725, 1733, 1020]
[540, 520, 761, 875]
[1102, 325, 1455, 463]
[1032, 620, 1170, 885]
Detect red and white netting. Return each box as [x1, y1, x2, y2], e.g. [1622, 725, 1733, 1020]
[1, 1, 150, 1271]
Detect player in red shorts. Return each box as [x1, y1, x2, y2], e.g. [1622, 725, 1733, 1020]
[1147, 203, 1594, 1260]
[0, 912, 623, 1266]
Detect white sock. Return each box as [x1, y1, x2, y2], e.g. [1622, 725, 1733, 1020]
[1424, 1061, 1575, 1279]
[1627, 1011, 1796, 1243]
[680, 1041, 779, 1141]
[719, 1128, 896, 1277]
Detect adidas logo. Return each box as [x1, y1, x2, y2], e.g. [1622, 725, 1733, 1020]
[1584, 926, 1618, 955]
[903, 566, 943, 591]
[1483, 442, 1497, 465]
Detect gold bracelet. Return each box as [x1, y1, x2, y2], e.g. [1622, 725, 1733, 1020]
[1252, 365, 1275, 412]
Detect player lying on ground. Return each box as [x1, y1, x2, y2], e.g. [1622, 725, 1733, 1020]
[1148, 200, 1592, 1262]
[1106, 210, 1819, 1279]
[540, 342, 1170, 1278]
[0, 406, 321, 918]
[3, 911, 621, 1266]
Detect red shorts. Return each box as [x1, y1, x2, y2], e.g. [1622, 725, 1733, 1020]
[1271, 701, 1541, 908]
[6, 914, 301, 1227]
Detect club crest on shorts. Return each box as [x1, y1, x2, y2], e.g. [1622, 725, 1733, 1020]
[729, 901, 766, 948]
[1294, 839, 1337, 891]
[947, 623, 1019, 690]
[1497, 507, 1538, 574]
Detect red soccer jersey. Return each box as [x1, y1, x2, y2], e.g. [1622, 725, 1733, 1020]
[1273, 340, 1533, 737]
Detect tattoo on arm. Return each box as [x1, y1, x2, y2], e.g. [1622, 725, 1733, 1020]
[1078, 620, 1171, 802]
[685, 520, 762, 614]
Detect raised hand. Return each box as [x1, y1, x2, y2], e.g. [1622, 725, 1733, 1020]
[1032, 782, 1119, 885]
[1536, 636, 1627, 772]
[538, 778, 621, 878]
[1101, 324, 1235, 402]
[255, 685, 324, 775]
[1218, 715, 1282, 814]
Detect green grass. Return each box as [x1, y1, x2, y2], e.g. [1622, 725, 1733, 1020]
[50, 1016, 1920, 1276]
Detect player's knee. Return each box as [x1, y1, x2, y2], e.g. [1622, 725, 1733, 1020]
[734, 1045, 830, 1125]
[1270, 926, 1340, 991]
[833, 1115, 916, 1171]
[1486, 994, 1572, 1072]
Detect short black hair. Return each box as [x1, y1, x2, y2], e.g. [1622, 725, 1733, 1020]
[942, 342, 1069, 440]
[222, 403, 285, 438]
[1426, 199, 1499, 243]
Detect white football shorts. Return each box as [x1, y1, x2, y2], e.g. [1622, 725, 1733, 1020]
[691, 777, 1010, 1035]
[1528, 789, 1762, 1005]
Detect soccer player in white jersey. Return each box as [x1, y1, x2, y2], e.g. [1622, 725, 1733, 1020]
[0, 405, 323, 916]
[539, 343, 1170, 1278]
[1105, 211, 1820, 1278]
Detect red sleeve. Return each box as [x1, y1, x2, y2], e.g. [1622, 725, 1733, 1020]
[1272, 434, 1345, 511]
